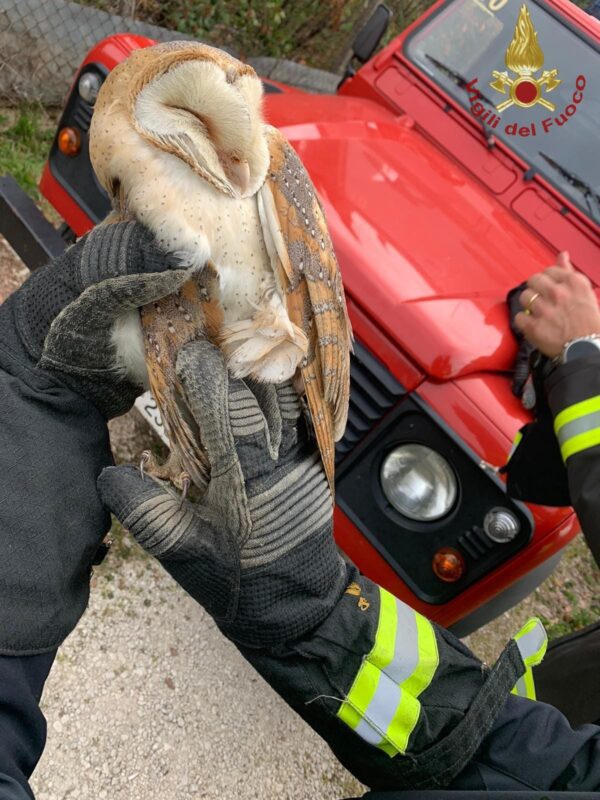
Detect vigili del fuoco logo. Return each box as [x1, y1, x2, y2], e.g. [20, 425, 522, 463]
[467, 4, 586, 137]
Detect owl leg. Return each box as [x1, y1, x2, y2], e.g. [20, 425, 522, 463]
[139, 449, 190, 503]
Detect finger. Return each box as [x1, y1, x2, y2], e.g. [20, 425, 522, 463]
[81, 222, 177, 286]
[556, 250, 573, 271]
[97, 465, 196, 558]
[227, 378, 283, 461]
[519, 288, 545, 316]
[56, 268, 195, 330]
[275, 381, 303, 429]
[176, 340, 238, 475]
[241, 379, 282, 458]
[526, 272, 557, 296]
[542, 266, 572, 283]
[514, 310, 533, 333]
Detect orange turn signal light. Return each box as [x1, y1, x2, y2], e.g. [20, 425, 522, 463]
[432, 547, 465, 583]
[58, 127, 80, 157]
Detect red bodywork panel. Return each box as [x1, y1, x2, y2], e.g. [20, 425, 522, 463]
[39, 7, 596, 626]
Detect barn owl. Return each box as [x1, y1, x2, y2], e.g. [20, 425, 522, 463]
[89, 41, 352, 495]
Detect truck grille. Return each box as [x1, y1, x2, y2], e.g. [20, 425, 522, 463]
[71, 99, 94, 132]
[335, 340, 405, 463]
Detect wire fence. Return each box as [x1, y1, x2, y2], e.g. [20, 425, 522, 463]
[0, 0, 347, 104]
[0, 0, 195, 105]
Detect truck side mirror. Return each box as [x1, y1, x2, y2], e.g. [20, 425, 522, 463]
[351, 4, 392, 64]
[339, 4, 392, 87]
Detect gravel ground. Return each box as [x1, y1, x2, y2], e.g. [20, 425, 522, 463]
[1, 234, 597, 798]
[31, 512, 363, 800]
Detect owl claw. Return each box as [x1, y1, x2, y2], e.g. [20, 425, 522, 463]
[180, 472, 191, 507]
[140, 450, 151, 481]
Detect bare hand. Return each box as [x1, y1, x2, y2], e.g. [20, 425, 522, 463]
[514, 252, 600, 358]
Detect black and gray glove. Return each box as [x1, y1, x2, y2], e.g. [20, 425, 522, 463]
[98, 340, 347, 647]
[0, 219, 197, 654]
[4, 220, 193, 418]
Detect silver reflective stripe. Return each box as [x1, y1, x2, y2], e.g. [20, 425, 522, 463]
[513, 676, 528, 698]
[354, 716, 387, 746]
[387, 599, 419, 685]
[555, 410, 600, 449]
[355, 675, 402, 746]
[337, 587, 439, 757]
[515, 620, 547, 665]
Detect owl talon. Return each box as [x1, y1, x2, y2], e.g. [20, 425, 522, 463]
[140, 450, 151, 481]
[180, 472, 191, 507]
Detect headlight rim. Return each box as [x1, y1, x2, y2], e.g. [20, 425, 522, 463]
[379, 441, 459, 524]
[78, 70, 103, 105]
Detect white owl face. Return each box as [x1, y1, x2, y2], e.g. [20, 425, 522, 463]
[90, 43, 270, 201]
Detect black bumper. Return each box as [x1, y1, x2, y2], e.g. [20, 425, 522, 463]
[0, 175, 66, 271]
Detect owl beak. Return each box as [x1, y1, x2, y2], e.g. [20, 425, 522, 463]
[223, 157, 251, 195]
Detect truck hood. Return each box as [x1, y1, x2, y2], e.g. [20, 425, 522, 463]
[270, 95, 554, 380]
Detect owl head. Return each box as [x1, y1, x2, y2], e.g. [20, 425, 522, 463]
[90, 41, 270, 203]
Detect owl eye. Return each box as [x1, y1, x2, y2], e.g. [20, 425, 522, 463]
[169, 105, 210, 134]
[108, 177, 121, 196]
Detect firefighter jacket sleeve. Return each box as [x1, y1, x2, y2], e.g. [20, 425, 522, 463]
[236, 578, 560, 791]
[99, 340, 555, 792]
[544, 354, 600, 564]
[0, 652, 56, 799]
[0, 221, 189, 655]
[505, 354, 600, 565]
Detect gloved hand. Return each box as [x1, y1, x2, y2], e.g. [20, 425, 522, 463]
[98, 340, 347, 647]
[0, 219, 196, 654]
[4, 219, 193, 418]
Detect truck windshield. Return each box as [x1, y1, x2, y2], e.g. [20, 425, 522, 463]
[405, 0, 600, 224]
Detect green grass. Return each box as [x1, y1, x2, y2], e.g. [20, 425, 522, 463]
[540, 606, 600, 639]
[0, 106, 56, 200]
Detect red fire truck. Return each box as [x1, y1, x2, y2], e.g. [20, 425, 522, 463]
[2, 0, 598, 634]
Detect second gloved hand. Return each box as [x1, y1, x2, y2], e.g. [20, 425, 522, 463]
[4, 220, 195, 418]
[98, 341, 347, 647]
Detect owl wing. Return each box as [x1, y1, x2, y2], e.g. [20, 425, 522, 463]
[257, 126, 352, 489]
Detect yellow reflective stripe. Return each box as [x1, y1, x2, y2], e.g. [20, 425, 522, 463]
[511, 669, 536, 700]
[380, 692, 420, 755]
[522, 669, 536, 700]
[553, 396, 600, 462]
[337, 589, 397, 734]
[372, 587, 398, 670]
[337, 696, 363, 731]
[511, 618, 547, 701]
[554, 394, 600, 435]
[402, 613, 439, 698]
[561, 428, 600, 461]
[337, 587, 439, 758]
[508, 430, 523, 460]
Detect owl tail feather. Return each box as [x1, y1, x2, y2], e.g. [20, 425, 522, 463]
[221, 292, 308, 384]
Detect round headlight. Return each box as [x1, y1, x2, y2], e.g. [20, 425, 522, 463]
[78, 72, 102, 105]
[380, 444, 457, 522]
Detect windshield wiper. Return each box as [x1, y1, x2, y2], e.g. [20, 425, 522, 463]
[539, 151, 600, 223]
[424, 53, 496, 108]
